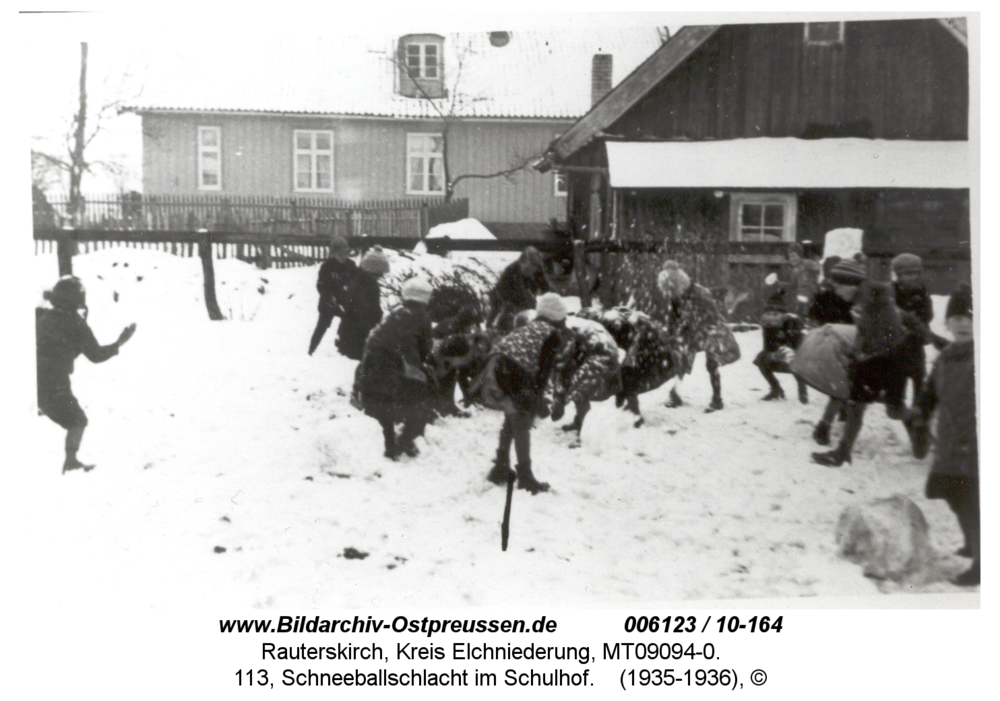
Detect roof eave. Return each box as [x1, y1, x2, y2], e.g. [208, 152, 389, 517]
[537, 25, 720, 169]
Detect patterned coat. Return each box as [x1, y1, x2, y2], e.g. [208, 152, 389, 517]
[667, 283, 740, 376]
[554, 316, 622, 405]
[576, 307, 679, 397]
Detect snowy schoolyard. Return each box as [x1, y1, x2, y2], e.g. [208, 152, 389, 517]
[22, 246, 977, 610]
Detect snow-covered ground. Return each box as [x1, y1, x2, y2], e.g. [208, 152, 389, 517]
[21, 247, 977, 610]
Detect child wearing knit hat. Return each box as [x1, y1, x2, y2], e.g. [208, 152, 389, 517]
[912, 283, 978, 586]
[36, 276, 137, 473]
[336, 246, 388, 361]
[309, 236, 358, 355]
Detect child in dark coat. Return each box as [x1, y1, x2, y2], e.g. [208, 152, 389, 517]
[912, 284, 978, 586]
[36, 276, 136, 473]
[482, 293, 571, 494]
[890, 253, 948, 405]
[308, 236, 357, 355]
[754, 289, 808, 403]
[336, 246, 388, 361]
[488, 246, 550, 332]
[358, 278, 435, 460]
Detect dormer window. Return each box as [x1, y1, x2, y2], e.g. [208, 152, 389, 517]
[804, 22, 844, 44]
[399, 34, 445, 99]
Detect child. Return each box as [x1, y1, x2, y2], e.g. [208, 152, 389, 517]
[308, 236, 357, 355]
[891, 253, 948, 404]
[36, 276, 136, 473]
[808, 258, 864, 445]
[488, 246, 550, 332]
[912, 284, 978, 586]
[483, 293, 571, 494]
[358, 277, 435, 460]
[336, 246, 388, 361]
[754, 289, 808, 403]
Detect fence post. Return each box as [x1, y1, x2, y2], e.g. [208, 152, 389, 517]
[57, 224, 76, 277]
[197, 229, 225, 321]
[573, 239, 591, 308]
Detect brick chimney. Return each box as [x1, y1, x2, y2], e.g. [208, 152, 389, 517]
[591, 54, 613, 106]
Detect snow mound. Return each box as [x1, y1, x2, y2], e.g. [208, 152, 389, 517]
[379, 248, 499, 313]
[414, 218, 517, 275]
[822, 228, 864, 263]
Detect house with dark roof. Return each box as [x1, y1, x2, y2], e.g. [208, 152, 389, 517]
[129, 29, 663, 238]
[536, 18, 972, 294]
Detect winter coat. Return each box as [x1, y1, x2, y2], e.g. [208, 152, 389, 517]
[359, 301, 434, 411]
[809, 287, 855, 326]
[489, 262, 549, 328]
[491, 318, 568, 411]
[667, 283, 739, 374]
[36, 307, 119, 378]
[917, 341, 978, 481]
[575, 307, 678, 397]
[316, 257, 358, 313]
[555, 316, 622, 405]
[336, 270, 383, 360]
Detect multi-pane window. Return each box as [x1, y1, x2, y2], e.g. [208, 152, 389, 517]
[407, 133, 444, 195]
[805, 22, 844, 44]
[406, 42, 439, 79]
[198, 126, 221, 190]
[730, 193, 796, 243]
[294, 130, 333, 192]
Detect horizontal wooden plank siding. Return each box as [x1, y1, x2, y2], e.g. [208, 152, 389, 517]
[142, 114, 574, 226]
[610, 19, 967, 141]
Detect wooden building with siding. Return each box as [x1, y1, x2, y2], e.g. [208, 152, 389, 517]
[536, 18, 972, 298]
[131, 29, 664, 239]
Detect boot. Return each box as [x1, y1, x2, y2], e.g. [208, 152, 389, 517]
[905, 415, 931, 459]
[761, 387, 785, 401]
[797, 382, 809, 405]
[665, 388, 683, 408]
[486, 453, 512, 486]
[62, 459, 95, 474]
[812, 443, 852, 467]
[705, 396, 724, 413]
[951, 561, 980, 587]
[812, 421, 831, 446]
[515, 461, 550, 494]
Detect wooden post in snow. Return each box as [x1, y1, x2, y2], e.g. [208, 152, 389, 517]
[197, 229, 225, 321]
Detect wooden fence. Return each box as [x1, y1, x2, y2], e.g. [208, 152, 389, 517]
[41, 193, 469, 242]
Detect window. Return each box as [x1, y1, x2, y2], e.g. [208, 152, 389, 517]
[398, 34, 445, 99]
[554, 171, 568, 197]
[198, 126, 221, 190]
[407, 133, 445, 195]
[729, 193, 797, 243]
[804, 22, 844, 44]
[406, 42, 439, 79]
[294, 130, 334, 192]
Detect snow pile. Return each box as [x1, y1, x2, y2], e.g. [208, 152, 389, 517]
[821, 228, 864, 262]
[378, 248, 499, 313]
[415, 217, 518, 275]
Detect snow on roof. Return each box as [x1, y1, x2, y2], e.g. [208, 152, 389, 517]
[132, 29, 664, 120]
[606, 138, 973, 189]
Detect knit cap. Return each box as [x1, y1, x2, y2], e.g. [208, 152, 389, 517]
[829, 259, 866, 285]
[656, 260, 691, 298]
[401, 277, 433, 305]
[330, 236, 349, 252]
[535, 293, 568, 323]
[946, 283, 973, 319]
[44, 276, 86, 310]
[891, 253, 923, 274]
[360, 246, 390, 274]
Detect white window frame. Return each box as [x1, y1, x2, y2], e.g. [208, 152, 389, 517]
[729, 193, 797, 244]
[804, 22, 845, 45]
[406, 133, 445, 195]
[197, 126, 221, 191]
[405, 41, 440, 79]
[293, 130, 334, 193]
[554, 170, 568, 197]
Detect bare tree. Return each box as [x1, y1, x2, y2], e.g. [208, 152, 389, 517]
[390, 39, 549, 203]
[32, 42, 140, 223]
